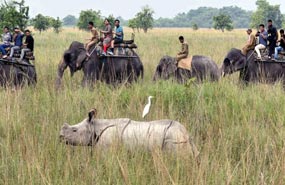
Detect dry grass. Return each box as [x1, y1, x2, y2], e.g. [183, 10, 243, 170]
[1, 27, 285, 184]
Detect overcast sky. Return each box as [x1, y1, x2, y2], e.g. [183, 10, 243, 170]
[24, 0, 285, 19]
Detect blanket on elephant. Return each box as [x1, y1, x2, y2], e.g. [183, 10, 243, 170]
[178, 56, 193, 70]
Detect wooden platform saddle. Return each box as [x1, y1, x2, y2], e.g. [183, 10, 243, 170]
[97, 33, 138, 57]
[0, 47, 35, 60]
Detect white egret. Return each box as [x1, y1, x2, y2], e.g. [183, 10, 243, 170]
[142, 96, 154, 118]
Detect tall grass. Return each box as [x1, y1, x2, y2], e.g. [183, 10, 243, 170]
[1, 28, 285, 184]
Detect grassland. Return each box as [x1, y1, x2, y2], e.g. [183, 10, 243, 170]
[1, 28, 285, 184]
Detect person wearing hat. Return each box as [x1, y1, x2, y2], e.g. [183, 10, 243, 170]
[85, 21, 99, 57]
[242, 28, 256, 55]
[255, 24, 268, 60]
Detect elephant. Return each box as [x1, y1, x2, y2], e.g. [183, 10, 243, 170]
[153, 55, 220, 83]
[221, 48, 285, 84]
[55, 41, 144, 88]
[0, 59, 37, 87]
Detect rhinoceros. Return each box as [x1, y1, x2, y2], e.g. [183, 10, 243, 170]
[59, 109, 199, 157]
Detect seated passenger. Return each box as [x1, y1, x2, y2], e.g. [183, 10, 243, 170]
[255, 24, 268, 60]
[274, 29, 285, 60]
[85, 21, 99, 57]
[0, 26, 12, 59]
[110, 19, 124, 54]
[19, 30, 34, 61]
[241, 29, 256, 56]
[100, 19, 113, 56]
[176, 36, 189, 62]
[8, 27, 24, 60]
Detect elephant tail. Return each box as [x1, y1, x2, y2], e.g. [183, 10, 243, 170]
[140, 65, 144, 79]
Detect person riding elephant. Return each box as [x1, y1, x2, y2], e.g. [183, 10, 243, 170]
[267, 19, 278, 59]
[85, 21, 99, 57]
[255, 24, 268, 60]
[100, 19, 113, 56]
[241, 29, 256, 56]
[176, 36, 189, 63]
[109, 19, 124, 54]
[0, 26, 12, 59]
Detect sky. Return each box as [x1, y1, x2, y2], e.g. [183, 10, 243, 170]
[24, 0, 285, 19]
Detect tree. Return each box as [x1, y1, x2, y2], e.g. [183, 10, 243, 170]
[0, 0, 29, 30]
[154, 6, 252, 28]
[32, 14, 50, 33]
[62, 15, 78, 26]
[52, 17, 62, 33]
[251, 0, 283, 29]
[135, 5, 154, 33]
[213, 14, 233, 32]
[128, 18, 139, 32]
[77, 9, 102, 30]
[192, 23, 199, 31]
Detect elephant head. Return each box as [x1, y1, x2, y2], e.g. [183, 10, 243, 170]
[222, 48, 247, 76]
[153, 56, 177, 81]
[56, 41, 87, 89]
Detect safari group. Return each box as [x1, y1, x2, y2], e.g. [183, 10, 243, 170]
[0, 27, 34, 62]
[84, 18, 285, 66]
[83, 18, 190, 69]
[242, 19, 285, 61]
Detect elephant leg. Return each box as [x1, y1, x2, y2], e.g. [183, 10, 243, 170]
[175, 69, 183, 83]
[81, 75, 88, 87]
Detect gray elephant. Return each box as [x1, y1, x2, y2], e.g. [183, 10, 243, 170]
[56, 41, 144, 88]
[153, 55, 220, 83]
[0, 59, 37, 87]
[222, 48, 285, 83]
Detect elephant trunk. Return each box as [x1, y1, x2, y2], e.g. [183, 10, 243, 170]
[55, 58, 68, 90]
[153, 69, 161, 81]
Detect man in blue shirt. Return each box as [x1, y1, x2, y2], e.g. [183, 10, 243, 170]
[255, 24, 268, 60]
[8, 27, 24, 60]
[110, 19, 124, 54]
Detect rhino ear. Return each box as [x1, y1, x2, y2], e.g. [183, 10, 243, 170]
[88, 108, 97, 122]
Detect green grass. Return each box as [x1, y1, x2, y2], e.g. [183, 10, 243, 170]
[1, 28, 285, 184]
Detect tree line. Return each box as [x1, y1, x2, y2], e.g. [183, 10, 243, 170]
[0, 0, 284, 34]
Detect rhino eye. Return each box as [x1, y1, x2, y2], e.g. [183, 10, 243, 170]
[72, 128, 78, 132]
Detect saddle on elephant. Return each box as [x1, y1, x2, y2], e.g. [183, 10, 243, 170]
[177, 56, 193, 70]
[95, 42, 137, 57]
[0, 47, 35, 60]
[96, 33, 138, 57]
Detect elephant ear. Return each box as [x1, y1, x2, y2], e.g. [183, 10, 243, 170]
[76, 52, 87, 68]
[167, 60, 178, 74]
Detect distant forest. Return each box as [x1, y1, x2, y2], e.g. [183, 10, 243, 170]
[154, 6, 253, 28]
